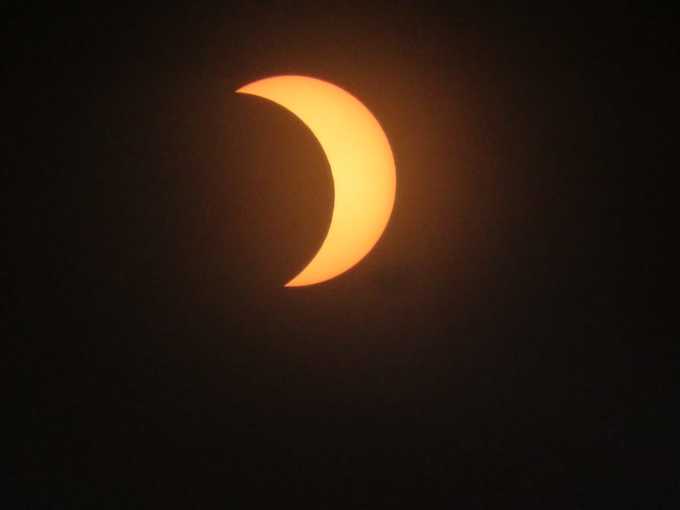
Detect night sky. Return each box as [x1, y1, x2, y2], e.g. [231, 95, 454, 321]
[7, 3, 674, 507]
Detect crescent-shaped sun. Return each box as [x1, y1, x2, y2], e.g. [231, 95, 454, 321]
[236, 75, 396, 287]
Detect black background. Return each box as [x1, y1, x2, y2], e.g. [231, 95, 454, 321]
[6, 3, 674, 507]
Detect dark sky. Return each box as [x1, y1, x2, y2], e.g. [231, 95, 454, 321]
[7, 3, 674, 507]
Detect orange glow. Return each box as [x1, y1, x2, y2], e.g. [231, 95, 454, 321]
[237, 75, 396, 287]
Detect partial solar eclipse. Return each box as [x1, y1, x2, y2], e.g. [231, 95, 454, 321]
[236, 75, 396, 287]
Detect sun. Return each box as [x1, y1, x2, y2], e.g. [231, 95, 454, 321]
[237, 75, 396, 286]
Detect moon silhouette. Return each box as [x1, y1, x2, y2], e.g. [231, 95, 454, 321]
[236, 75, 396, 287]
